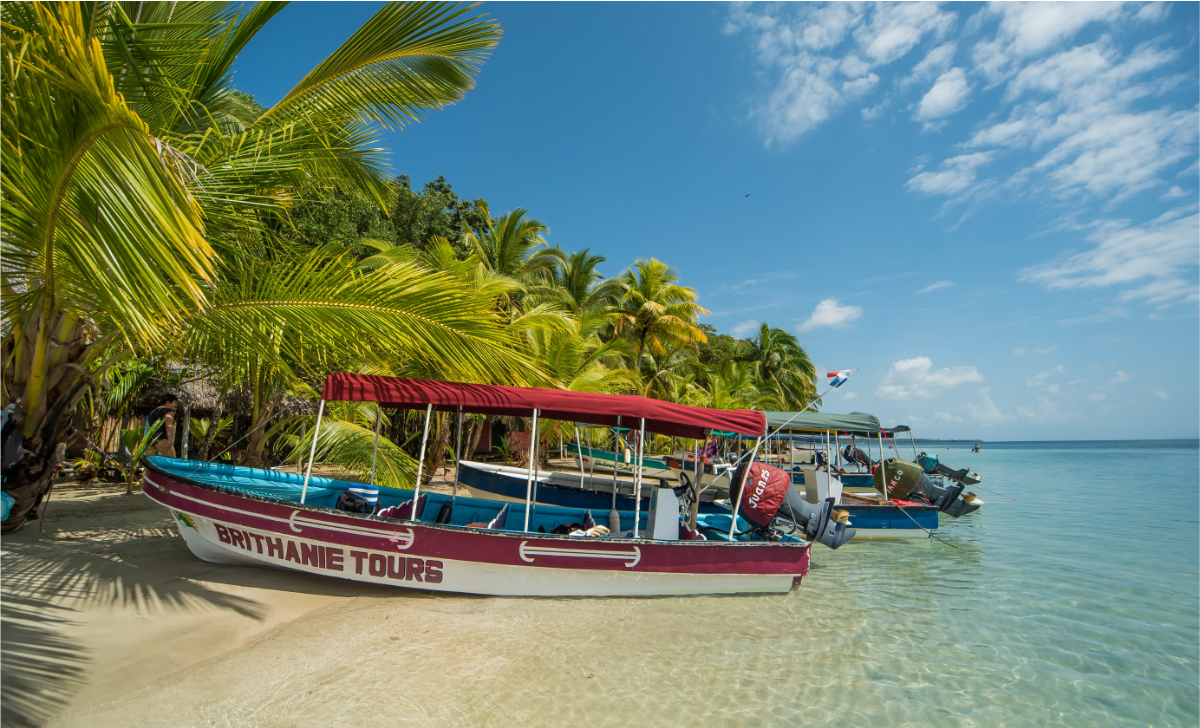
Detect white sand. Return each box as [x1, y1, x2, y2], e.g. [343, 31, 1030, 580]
[0, 475, 427, 726]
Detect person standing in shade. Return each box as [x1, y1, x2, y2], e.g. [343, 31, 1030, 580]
[144, 394, 179, 458]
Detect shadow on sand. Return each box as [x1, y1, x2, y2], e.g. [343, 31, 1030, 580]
[0, 494, 397, 726]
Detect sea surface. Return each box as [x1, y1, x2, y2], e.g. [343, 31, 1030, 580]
[68, 440, 1200, 726]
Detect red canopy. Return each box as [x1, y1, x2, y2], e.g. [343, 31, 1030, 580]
[322, 374, 766, 439]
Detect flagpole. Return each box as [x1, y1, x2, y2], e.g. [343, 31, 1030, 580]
[762, 369, 859, 446]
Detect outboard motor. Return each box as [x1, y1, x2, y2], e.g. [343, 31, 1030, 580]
[730, 462, 856, 548]
[888, 460, 982, 518]
[779, 485, 855, 549]
[918, 451, 981, 486]
[842, 444, 874, 468]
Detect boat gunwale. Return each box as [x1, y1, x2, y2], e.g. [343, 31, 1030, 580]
[142, 459, 810, 552]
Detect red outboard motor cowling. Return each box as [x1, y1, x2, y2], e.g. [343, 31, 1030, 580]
[730, 462, 791, 528]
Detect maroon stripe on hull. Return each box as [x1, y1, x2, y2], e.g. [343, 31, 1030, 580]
[143, 471, 809, 578]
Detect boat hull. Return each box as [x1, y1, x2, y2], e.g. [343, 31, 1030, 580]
[836, 503, 938, 539]
[143, 462, 809, 597]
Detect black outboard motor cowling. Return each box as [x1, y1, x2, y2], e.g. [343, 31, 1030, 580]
[779, 485, 855, 549]
[910, 473, 981, 517]
[842, 444, 874, 468]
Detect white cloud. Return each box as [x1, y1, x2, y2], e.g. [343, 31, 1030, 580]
[903, 42, 957, 88]
[1035, 346, 1058, 355]
[731, 319, 759, 338]
[917, 280, 955, 294]
[994, 2, 1125, 57]
[1027, 365, 1066, 389]
[958, 37, 1196, 209]
[1017, 395, 1067, 422]
[934, 411, 963, 423]
[1086, 392, 1107, 402]
[967, 387, 1010, 425]
[915, 68, 972, 122]
[1013, 347, 1026, 356]
[1057, 306, 1131, 326]
[1155, 390, 1169, 400]
[842, 392, 858, 400]
[875, 356, 985, 400]
[855, 2, 955, 64]
[1108, 370, 1133, 385]
[906, 152, 995, 195]
[798, 298, 863, 331]
[724, 3, 955, 146]
[861, 103, 884, 120]
[1022, 209, 1200, 304]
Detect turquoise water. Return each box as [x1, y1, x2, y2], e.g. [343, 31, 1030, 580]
[58, 440, 1199, 727]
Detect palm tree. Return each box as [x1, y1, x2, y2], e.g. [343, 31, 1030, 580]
[612, 258, 709, 364]
[734, 322, 817, 408]
[170, 245, 545, 468]
[1, 1, 505, 530]
[465, 208, 562, 311]
[640, 342, 701, 400]
[539, 248, 623, 317]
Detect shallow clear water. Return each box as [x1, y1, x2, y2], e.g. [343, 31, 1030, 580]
[67, 440, 1200, 726]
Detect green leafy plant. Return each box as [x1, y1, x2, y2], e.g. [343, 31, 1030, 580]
[119, 427, 159, 494]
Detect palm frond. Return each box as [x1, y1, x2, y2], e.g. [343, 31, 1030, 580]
[259, 2, 501, 131]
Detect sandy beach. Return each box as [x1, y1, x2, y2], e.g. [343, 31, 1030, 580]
[0, 468, 473, 728]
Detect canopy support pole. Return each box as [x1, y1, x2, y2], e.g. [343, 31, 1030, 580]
[452, 407, 463, 499]
[368, 408, 382, 486]
[687, 436, 702, 531]
[411, 404, 433, 519]
[877, 430, 888, 503]
[728, 436, 764, 540]
[611, 417, 621, 511]
[301, 400, 325, 505]
[523, 409, 540, 532]
[631, 418, 646, 537]
[574, 425, 586, 490]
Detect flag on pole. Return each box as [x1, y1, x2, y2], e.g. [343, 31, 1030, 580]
[827, 369, 856, 388]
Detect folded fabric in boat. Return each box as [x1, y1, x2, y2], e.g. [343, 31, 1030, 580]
[568, 525, 611, 537]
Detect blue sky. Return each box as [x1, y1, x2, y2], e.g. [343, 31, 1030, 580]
[233, 2, 1199, 440]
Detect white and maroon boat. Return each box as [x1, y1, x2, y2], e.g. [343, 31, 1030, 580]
[143, 374, 817, 597]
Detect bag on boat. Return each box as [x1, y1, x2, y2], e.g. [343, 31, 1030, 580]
[729, 462, 790, 529]
[336, 490, 375, 514]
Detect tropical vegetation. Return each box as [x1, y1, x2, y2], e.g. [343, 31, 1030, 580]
[0, 1, 821, 532]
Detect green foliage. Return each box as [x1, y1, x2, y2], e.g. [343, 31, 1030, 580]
[285, 175, 492, 257]
[391, 175, 491, 255]
[696, 324, 739, 368]
[119, 427, 158, 493]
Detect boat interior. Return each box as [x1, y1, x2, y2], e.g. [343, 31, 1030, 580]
[147, 457, 796, 543]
